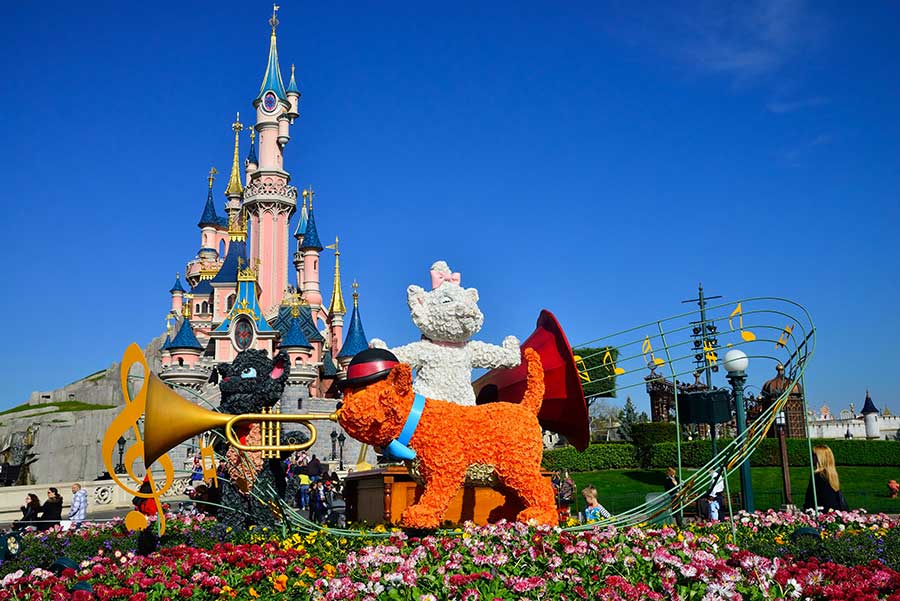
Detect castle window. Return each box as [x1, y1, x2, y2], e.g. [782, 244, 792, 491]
[201, 301, 209, 314]
[195, 303, 201, 313]
[226, 293, 236, 311]
[177, 357, 184, 367]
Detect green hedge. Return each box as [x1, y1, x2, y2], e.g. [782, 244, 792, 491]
[544, 439, 900, 472]
[542, 443, 637, 472]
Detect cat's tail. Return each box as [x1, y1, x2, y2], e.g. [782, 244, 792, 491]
[519, 348, 545, 416]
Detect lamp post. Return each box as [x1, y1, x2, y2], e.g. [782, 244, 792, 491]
[337, 432, 346, 471]
[330, 429, 338, 461]
[115, 436, 126, 474]
[724, 349, 754, 513]
[776, 411, 793, 509]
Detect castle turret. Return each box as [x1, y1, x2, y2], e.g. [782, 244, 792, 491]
[286, 63, 301, 118]
[167, 307, 204, 367]
[299, 187, 323, 306]
[198, 168, 221, 258]
[325, 236, 346, 356]
[224, 114, 244, 220]
[862, 390, 880, 439]
[293, 196, 308, 288]
[244, 6, 297, 314]
[337, 280, 368, 370]
[169, 273, 185, 315]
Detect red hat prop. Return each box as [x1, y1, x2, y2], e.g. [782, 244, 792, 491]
[341, 348, 399, 389]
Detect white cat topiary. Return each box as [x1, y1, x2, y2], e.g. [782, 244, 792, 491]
[370, 260, 520, 406]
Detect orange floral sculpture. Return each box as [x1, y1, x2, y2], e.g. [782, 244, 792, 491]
[339, 348, 557, 529]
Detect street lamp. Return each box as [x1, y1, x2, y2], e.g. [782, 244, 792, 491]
[775, 411, 793, 509]
[724, 349, 755, 513]
[330, 429, 338, 461]
[337, 432, 346, 471]
[115, 436, 127, 474]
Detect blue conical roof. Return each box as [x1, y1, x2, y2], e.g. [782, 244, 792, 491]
[210, 239, 247, 284]
[322, 352, 338, 377]
[300, 209, 323, 251]
[169, 318, 203, 350]
[286, 65, 300, 95]
[293, 201, 308, 239]
[246, 135, 258, 166]
[191, 279, 213, 296]
[861, 391, 879, 415]
[198, 186, 220, 228]
[255, 31, 288, 103]
[169, 275, 185, 294]
[161, 335, 171, 351]
[279, 317, 313, 349]
[338, 302, 368, 359]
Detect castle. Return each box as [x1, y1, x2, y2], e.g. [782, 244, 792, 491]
[159, 6, 369, 398]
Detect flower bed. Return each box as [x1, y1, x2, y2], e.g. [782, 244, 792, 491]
[0, 511, 898, 600]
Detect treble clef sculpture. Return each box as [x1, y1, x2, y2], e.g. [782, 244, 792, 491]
[102, 343, 175, 535]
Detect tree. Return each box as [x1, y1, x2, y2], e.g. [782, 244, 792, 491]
[618, 396, 639, 441]
[572, 346, 620, 405]
[589, 398, 622, 442]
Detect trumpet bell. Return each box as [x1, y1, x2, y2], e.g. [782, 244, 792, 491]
[473, 310, 590, 451]
[143, 373, 230, 467]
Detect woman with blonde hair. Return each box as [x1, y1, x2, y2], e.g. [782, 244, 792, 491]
[804, 445, 848, 511]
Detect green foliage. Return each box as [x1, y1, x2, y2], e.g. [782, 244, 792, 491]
[0, 401, 115, 417]
[617, 397, 639, 440]
[542, 443, 637, 472]
[546, 439, 900, 472]
[650, 438, 900, 469]
[742, 527, 900, 572]
[573, 346, 619, 399]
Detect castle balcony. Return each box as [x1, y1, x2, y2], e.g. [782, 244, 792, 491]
[159, 363, 211, 390]
[242, 177, 298, 207]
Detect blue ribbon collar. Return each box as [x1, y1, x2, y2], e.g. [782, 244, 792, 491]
[383, 394, 425, 461]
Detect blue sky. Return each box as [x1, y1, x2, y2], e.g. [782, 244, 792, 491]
[2, 1, 898, 415]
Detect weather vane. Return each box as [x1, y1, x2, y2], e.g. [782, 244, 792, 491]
[232, 112, 242, 133]
[269, 3, 280, 31]
[208, 167, 218, 188]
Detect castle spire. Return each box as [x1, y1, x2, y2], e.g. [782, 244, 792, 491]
[198, 167, 220, 227]
[300, 187, 323, 251]
[255, 4, 288, 104]
[225, 113, 244, 197]
[287, 63, 300, 95]
[338, 280, 368, 359]
[326, 236, 346, 315]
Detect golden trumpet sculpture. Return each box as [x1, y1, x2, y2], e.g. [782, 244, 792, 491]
[142, 371, 338, 467]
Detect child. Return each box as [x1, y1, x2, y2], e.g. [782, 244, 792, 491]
[707, 494, 720, 521]
[581, 485, 612, 522]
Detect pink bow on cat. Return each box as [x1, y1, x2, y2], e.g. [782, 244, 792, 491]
[431, 270, 461, 289]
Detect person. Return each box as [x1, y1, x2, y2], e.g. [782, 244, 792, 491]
[14, 494, 42, 530]
[39, 488, 64, 531]
[133, 481, 159, 516]
[556, 471, 576, 515]
[701, 469, 725, 520]
[663, 467, 683, 527]
[308, 455, 322, 482]
[706, 494, 720, 521]
[309, 481, 325, 523]
[581, 485, 611, 522]
[889, 479, 899, 499]
[68, 483, 88, 525]
[190, 457, 204, 484]
[804, 445, 848, 512]
[297, 472, 311, 510]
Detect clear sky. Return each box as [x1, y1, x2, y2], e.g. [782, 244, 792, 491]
[2, 1, 898, 415]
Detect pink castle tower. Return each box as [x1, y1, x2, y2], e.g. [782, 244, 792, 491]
[169, 273, 185, 315]
[243, 6, 298, 315]
[299, 187, 323, 309]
